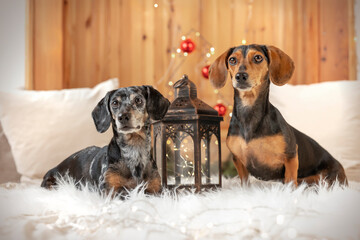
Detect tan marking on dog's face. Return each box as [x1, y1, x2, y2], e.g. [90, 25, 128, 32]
[228, 49, 268, 90]
[110, 90, 147, 134]
[129, 93, 148, 125]
[227, 49, 269, 107]
[227, 134, 286, 172]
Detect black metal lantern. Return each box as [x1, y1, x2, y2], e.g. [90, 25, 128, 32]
[153, 75, 223, 192]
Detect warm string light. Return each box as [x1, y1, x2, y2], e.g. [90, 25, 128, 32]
[49, 176, 325, 240]
[157, 0, 254, 119]
[154, 0, 255, 122]
[46, 189, 305, 240]
[157, 28, 216, 99]
[169, 35, 214, 61]
[165, 135, 217, 182]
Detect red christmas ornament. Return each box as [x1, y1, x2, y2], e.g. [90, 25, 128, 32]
[214, 103, 227, 117]
[201, 65, 210, 79]
[180, 38, 196, 53]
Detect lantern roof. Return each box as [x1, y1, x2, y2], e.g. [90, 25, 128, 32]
[162, 75, 223, 121]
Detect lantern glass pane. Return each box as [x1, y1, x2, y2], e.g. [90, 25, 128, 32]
[155, 135, 162, 180]
[201, 134, 219, 184]
[165, 137, 175, 185]
[166, 132, 194, 186]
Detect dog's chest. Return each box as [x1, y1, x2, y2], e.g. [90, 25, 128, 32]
[121, 143, 150, 168]
[227, 134, 286, 171]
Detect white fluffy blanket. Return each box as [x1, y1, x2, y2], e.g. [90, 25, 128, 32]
[0, 178, 359, 240]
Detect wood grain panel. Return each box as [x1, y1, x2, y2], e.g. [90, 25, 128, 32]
[292, 0, 320, 84]
[348, 0, 357, 80]
[25, 0, 356, 166]
[25, 0, 34, 90]
[319, 0, 350, 81]
[320, 0, 349, 80]
[27, 0, 356, 91]
[153, 0, 172, 95]
[32, 0, 63, 90]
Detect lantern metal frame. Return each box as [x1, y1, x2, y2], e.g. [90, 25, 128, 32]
[153, 75, 223, 192]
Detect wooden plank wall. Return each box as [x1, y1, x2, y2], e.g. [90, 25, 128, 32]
[27, 0, 356, 89]
[26, 0, 356, 161]
[27, 0, 356, 91]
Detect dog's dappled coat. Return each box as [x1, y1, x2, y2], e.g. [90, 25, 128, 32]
[41, 86, 170, 195]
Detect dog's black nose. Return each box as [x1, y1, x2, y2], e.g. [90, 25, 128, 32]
[118, 113, 130, 124]
[235, 72, 248, 81]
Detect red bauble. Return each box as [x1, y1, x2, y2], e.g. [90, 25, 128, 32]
[180, 38, 196, 53]
[201, 65, 210, 79]
[214, 103, 227, 117]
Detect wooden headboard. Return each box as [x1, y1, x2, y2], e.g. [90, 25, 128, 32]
[26, 0, 356, 93]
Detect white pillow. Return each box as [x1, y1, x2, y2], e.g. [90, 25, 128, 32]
[0, 79, 118, 179]
[269, 80, 360, 169]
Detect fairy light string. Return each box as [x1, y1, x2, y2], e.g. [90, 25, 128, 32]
[27, 177, 334, 240]
[154, 0, 254, 117]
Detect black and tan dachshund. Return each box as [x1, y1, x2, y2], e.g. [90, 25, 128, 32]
[41, 86, 170, 194]
[209, 44, 347, 186]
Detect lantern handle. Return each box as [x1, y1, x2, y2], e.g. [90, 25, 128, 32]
[173, 74, 197, 99]
[173, 74, 189, 88]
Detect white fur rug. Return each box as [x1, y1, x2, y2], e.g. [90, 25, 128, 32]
[0, 178, 359, 240]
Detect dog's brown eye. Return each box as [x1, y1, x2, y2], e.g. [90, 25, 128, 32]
[254, 55, 263, 63]
[111, 100, 119, 107]
[228, 57, 237, 66]
[134, 97, 143, 105]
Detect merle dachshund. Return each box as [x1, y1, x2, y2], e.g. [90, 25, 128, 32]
[41, 86, 170, 194]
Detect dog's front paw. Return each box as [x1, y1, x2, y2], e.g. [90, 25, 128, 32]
[145, 177, 161, 194]
[239, 177, 250, 187]
[40, 174, 57, 189]
[104, 164, 137, 196]
[284, 178, 298, 188]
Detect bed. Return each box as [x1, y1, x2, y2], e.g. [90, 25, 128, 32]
[0, 79, 359, 240]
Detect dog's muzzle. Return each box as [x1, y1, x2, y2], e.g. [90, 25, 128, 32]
[117, 113, 142, 133]
[234, 72, 251, 90]
[118, 113, 130, 125]
[235, 72, 248, 82]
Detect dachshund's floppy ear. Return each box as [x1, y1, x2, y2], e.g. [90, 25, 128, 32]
[92, 90, 115, 133]
[209, 47, 235, 89]
[143, 86, 170, 120]
[267, 45, 295, 86]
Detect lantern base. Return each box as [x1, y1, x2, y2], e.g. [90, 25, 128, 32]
[162, 184, 221, 193]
